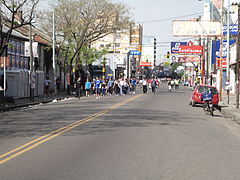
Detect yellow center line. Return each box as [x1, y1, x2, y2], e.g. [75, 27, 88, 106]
[0, 94, 142, 165]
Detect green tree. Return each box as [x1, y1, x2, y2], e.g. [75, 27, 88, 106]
[39, 0, 131, 67]
[0, 0, 39, 56]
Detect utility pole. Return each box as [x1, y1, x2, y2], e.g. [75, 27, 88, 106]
[127, 51, 130, 79]
[52, 0, 57, 95]
[202, 39, 205, 84]
[29, 24, 35, 101]
[154, 38, 156, 67]
[219, 0, 225, 101]
[219, 38, 223, 101]
[236, 4, 240, 109]
[102, 57, 106, 80]
[206, 38, 209, 85]
[226, 0, 231, 82]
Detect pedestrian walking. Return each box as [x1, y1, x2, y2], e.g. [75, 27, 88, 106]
[119, 78, 124, 95]
[85, 78, 91, 97]
[0, 74, 4, 91]
[123, 79, 129, 95]
[107, 78, 114, 95]
[94, 77, 102, 99]
[76, 77, 82, 98]
[170, 79, 175, 89]
[44, 77, 51, 94]
[148, 79, 152, 89]
[102, 80, 107, 96]
[142, 78, 148, 94]
[131, 78, 137, 94]
[114, 79, 120, 95]
[91, 80, 95, 96]
[56, 76, 61, 91]
[175, 79, 180, 90]
[168, 81, 172, 92]
[151, 78, 157, 94]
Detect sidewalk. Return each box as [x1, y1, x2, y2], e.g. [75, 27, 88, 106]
[219, 91, 240, 125]
[0, 92, 76, 112]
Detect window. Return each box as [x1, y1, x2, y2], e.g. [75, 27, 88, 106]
[198, 86, 217, 95]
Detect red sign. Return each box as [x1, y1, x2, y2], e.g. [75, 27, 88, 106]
[178, 56, 201, 63]
[178, 41, 203, 54]
[216, 57, 227, 69]
[139, 62, 152, 67]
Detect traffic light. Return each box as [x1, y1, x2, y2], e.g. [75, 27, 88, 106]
[195, 66, 198, 72]
[166, 51, 170, 59]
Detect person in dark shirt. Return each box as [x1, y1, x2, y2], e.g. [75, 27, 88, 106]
[76, 77, 82, 98]
[0, 75, 4, 90]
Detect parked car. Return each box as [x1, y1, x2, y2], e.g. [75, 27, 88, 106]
[190, 85, 219, 107]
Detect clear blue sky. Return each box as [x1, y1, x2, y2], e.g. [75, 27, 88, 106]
[115, 0, 206, 55]
[41, 0, 206, 56]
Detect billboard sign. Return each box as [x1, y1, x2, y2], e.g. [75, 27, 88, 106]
[178, 56, 201, 63]
[172, 20, 222, 37]
[177, 41, 203, 54]
[139, 62, 152, 67]
[171, 42, 187, 54]
[129, 50, 141, 56]
[223, 24, 238, 35]
[24, 42, 39, 57]
[211, 39, 236, 69]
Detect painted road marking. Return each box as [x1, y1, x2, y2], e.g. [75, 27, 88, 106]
[0, 95, 142, 165]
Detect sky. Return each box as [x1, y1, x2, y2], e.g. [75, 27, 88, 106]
[40, 0, 214, 61]
[114, 0, 206, 56]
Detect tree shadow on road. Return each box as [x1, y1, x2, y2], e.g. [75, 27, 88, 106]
[63, 108, 201, 136]
[0, 104, 200, 139]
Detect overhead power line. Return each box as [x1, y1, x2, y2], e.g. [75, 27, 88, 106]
[140, 4, 233, 24]
[140, 12, 203, 24]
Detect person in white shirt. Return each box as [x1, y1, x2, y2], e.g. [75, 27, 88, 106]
[119, 78, 124, 95]
[142, 79, 147, 94]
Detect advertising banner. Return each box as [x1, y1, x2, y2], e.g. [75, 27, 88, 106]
[172, 20, 222, 37]
[171, 42, 187, 54]
[139, 62, 152, 67]
[25, 42, 39, 57]
[223, 24, 238, 35]
[130, 50, 141, 56]
[177, 41, 203, 54]
[178, 56, 201, 63]
[211, 39, 235, 69]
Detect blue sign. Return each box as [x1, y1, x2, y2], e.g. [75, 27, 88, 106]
[129, 50, 141, 56]
[223, 24, 238, 35]
[171, 42, 187, 54]
[211, 39, 235, 65]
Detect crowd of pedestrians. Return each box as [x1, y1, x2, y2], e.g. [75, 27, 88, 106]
[167, 79, 180, 92]
[43, 76, 181, 98]
[72, 76, 164, 100]
[72, 77, 138, 100]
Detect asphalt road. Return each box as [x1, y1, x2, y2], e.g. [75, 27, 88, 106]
[1, 86, 240, 180]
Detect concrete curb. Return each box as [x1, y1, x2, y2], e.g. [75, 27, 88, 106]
[221, 107, 240, 125]
[0, 96, 75, 112]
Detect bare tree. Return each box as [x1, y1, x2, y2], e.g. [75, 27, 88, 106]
[40, 0, 131, 66]
[0, 0, 39, 56]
